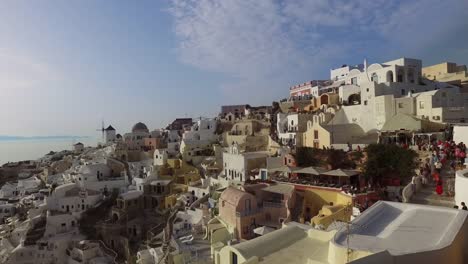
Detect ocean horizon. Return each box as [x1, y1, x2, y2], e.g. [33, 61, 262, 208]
[0, 137, 99, 166]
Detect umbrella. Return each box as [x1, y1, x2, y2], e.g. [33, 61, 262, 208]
[268, 166, 299, 173]
[322, 169, 359, 177]
[295, 166, 328, 175]
[253, 226, 275, 236]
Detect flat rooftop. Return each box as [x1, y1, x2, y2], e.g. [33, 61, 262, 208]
[333, 201, 468, 255]
[231, 225, 335, 264]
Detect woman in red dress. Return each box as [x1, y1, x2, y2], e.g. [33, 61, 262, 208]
[436, 180, 443, 195]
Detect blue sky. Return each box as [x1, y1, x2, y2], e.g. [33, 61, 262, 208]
[1, 0, 467, 137]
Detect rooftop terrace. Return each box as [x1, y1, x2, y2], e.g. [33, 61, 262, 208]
[333, 201, 468, 255]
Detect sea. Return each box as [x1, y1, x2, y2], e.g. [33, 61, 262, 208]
[0, 137, 99, 166]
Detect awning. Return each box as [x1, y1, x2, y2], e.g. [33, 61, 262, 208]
[261, 184, 295, 195]
[295, 167, 328, 175]
[321, 169, 359, 177]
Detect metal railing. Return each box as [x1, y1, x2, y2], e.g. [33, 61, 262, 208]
[236, 208, 260, 217]
[263, 201, 284, 208]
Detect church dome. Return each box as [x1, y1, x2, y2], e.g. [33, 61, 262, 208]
[132, 122, 149, 133]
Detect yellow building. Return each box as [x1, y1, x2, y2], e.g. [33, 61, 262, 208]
[301, 188, 353, 228]
[422, 62, 468, 92]
[157, 158, 202, 186]
[302, 119, 374, 149]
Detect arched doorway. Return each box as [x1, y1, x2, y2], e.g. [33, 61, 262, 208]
[348, 93, 361, 105]
[112, 213, 119, 222]
[407, 68, 415, 83]
[397, 69, 404, 82]
[386, 71, 394, 82]
[371, 73, 378, 83]
[320, 94, 329, 105]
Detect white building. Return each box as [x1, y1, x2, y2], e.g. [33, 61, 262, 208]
[46, 183, 102, 217]
[153, 149, 169, 167]
[0, 204, 16, 223]
[124, 122, 150, 151]
[330, 63, 364, 81]
[455, 169, 468, 208]
[453, 125, 468, 145]
[72, 162, 128, 193]
[277, 112, 314, 146]
[66, 240, 116, 264]
[74, 142, 84, 153]
[166, 130, 182, 156]
[180, 118, 218, 164]
[104, 125, 117, 144]
[0, 182, 18, 199]
[222, 144, 269, 185]
[17, 176, 42, 196]
[331, 57, 466, 133]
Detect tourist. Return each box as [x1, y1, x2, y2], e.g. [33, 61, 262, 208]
[421, 169, 428, 186]
[432, 171, 440, 183]
[411, 175, 417, 193]
[436, 180, 443, 195]
[462, 202, 468, 211]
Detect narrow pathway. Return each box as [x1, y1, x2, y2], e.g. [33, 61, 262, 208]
[411, 153, 455, 207]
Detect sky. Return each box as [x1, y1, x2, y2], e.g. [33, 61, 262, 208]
[1, 0, 467, 137]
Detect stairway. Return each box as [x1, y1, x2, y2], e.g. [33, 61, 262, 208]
[411, 183, 454, 208]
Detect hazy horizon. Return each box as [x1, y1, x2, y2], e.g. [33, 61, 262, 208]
[1, 0, 468, 137]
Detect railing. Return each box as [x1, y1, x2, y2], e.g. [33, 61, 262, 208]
[88, 240, 118, 264]
[263, 201, 284, 208]
[236, 208, 260, 217]
[402, 176, 422, 203]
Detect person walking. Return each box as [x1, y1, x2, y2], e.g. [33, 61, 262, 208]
[436, 180, 443, 195]
[462, 202, 468, 211]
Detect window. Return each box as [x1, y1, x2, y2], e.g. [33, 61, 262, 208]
[364, 100, 368, 105]
[351, 77, 357, 85]
[232, 252, 238, 264]
[419, 101, 425, 109]
[401, 89, 406, 96]
[245, 199, 251, 212]
[386, 71, 394, 82]
[398, 103, 404, 108]
[314, 130, 319, 139]
[371, 73, 378, 83]
[408, 69, 415, 83]
[397, 70, 404, 82]
[366, 88, 369, 92]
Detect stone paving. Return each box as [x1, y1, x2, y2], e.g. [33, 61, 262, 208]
[411, 150, 455, 207]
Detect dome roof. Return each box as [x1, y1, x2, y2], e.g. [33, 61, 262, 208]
[132, 122, 149, 133]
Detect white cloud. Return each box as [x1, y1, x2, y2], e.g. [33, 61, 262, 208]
[169, 0, 468, 102]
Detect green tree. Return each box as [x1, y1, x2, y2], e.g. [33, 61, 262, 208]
[363, 144, 417, 185]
